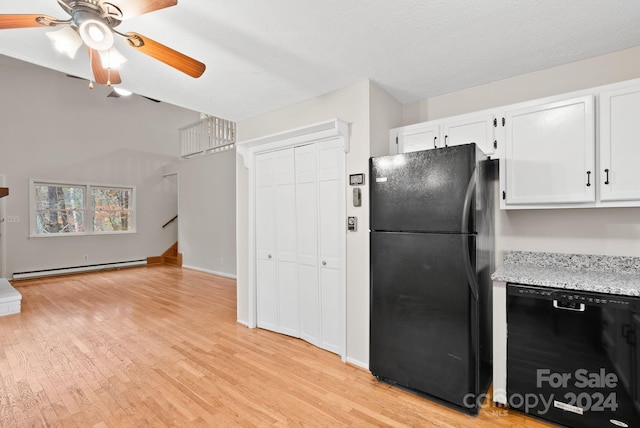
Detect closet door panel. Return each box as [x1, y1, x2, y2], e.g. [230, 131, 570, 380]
[317, 140, 345, 355]
[274, 149, 299, 337]
[255, 153, 278, 331]
[295, 144, 321, 345]
[320, 266, 343, 354]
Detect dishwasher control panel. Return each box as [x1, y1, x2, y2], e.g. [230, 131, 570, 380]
[507, 283, 638, 310]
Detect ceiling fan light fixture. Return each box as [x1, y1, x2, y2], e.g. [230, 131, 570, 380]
[99, 47, 127, 69]
[113, 87, 132, 96]
[78, 18, 113, 51]
[46, 27, 83, 59]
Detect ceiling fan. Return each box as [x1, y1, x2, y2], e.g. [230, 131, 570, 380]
[0, 0, 205, 88]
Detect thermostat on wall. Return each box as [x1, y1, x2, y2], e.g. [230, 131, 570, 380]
[349, 173, 365, 186]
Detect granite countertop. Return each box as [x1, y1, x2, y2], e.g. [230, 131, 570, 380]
[491, 250, 640, 297]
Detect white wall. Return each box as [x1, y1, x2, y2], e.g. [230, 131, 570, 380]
[404, 45, 640, 122]
[370, 83, 403, 157]
[403, 45, 640, 260]
[0, 57, 199, 277]
[164, 149, 237, 278]
[237, 80, 393, 367]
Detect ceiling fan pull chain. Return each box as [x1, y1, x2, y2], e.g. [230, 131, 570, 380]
[88, 48, 94, 89]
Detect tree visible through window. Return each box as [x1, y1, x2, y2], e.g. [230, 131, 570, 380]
[31, 181, 135, 236]
[92, 187, 132, 232]
[35, 184, 85, 234]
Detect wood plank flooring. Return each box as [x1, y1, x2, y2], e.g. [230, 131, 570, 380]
[0, 266, 552, 427]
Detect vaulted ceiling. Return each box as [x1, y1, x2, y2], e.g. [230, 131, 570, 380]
[1, 1, 640, 121]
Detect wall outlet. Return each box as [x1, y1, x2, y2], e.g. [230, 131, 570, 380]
[6, 216, 19, 223]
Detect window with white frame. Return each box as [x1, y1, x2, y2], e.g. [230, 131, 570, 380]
[30, 180, 135, 236]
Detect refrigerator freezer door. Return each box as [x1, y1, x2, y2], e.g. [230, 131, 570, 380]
[370, 231, 479, 410]
[370, 144, 477, 233]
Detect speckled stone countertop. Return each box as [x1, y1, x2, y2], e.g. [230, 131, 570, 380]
[491, 250, 640, 297]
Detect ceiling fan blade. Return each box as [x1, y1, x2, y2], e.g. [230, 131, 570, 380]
[124, 32, 205, 78]
[0, 14, 58, 29]
[102, 0, 177, 20]
[89, 48, 122, 85]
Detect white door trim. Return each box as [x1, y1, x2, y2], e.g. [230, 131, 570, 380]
[237, 119, 349, 362]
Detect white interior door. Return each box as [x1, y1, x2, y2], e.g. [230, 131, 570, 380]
[295, 144, 321, 346]
[0, 174, 5, 278]
[255, 152, 279, 331]
[274, 149, 299, 337]
[253, 137, 346, 359]
[317, 139, 345, 355]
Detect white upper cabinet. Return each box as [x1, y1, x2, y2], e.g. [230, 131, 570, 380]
[395, 122, 440, 153]
[442, 114, 496, 155]
[391, 112, 497, 156]
[389, 78, 640, 209]
[599, 84, 640, 204]
[503, 96, 595, 206]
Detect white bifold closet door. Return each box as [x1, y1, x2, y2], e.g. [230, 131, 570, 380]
[255, 138, 344, 356]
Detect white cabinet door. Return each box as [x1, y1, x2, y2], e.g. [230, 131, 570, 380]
[599, 86, 640, 203]
[504, 96, 595, 206]
[317, 139, 345, 355]
[274, 149, 299, 337]
[398, 123, 440, 153]
[255, 152, 278, 331]
[442, 114, 496, 155]
[294, 144, 321, 347]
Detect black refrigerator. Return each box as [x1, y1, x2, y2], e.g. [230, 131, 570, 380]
[369, 143, 496, 414]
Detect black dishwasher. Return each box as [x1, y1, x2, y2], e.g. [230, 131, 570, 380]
[507, 283, 640, 428]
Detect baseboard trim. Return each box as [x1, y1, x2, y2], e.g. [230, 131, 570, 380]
[13, 260, 147, 280]
[182, 265, 237, 279]
[236, 318, 249, 327]
[346, 357, 369, 371]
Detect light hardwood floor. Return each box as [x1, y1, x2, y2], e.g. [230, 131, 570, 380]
[0, 266, 552, 427]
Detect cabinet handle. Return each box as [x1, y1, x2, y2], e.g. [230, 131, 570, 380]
[268, 254, 272, 259]
[586, 171, 591, 187]
[433, 136, 437, 149]
[604, 169, 610, 185]
[322, 261, 327, 266]
[444, 135, 448, 147]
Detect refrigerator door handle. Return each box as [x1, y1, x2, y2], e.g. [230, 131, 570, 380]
[461, 167, 479, 300]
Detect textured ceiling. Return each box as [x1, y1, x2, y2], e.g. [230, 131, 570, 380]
[1, 0, 640, 121]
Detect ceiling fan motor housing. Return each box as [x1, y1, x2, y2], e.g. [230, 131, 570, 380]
[71, 5, 118, 51]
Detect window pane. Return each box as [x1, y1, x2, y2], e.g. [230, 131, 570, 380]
[35, 184, 84, 210]
[93, 210, 131, 232]
[92, 188, 131, 210]
[35, 210, 85, 234]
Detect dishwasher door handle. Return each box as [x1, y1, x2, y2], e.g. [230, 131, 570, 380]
[553, 300, 586, 312]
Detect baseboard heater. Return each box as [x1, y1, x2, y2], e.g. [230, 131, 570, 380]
[12, 260, 147, 280]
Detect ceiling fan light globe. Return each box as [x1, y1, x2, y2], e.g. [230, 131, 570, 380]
[113, 87, 132, 96]
[99, 47, 127, 69]
[46, 27, 83, 59]
[78, 19, 114, 51]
